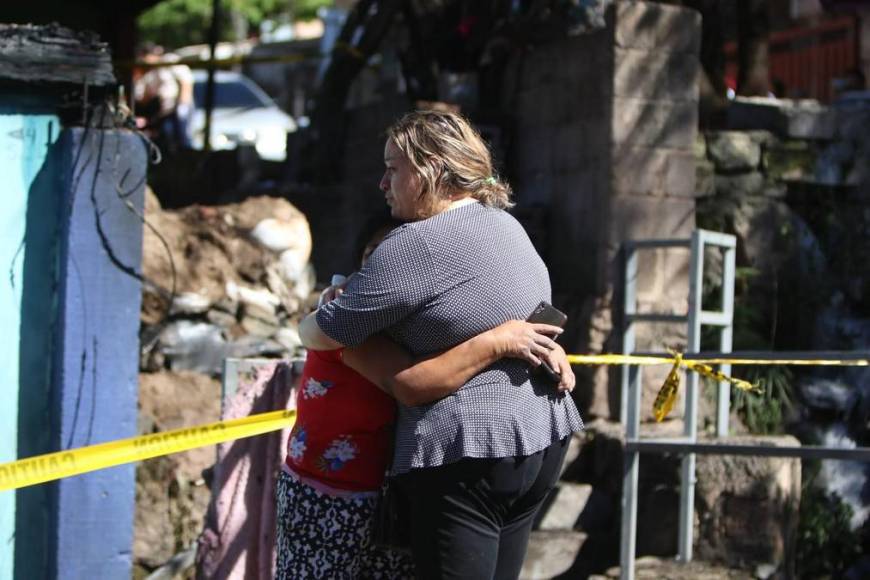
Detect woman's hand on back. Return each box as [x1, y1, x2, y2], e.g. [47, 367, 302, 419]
[489, 320, 575, 394]
[540, 343, 576, 394]
[317, 275, 349, 308]
[489, 320, 562, 366]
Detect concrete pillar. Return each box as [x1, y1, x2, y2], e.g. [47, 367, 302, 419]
[50, 128, 146, 579]
[8, 126, 145, 580]
[511, 0, 701, 420]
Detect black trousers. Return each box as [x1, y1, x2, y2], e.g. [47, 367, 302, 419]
[395, 437, 570, 580]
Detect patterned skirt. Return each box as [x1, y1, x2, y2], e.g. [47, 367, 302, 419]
[275, 470, 414, 579]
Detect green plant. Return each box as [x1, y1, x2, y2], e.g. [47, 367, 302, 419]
[293, 0, 332, 21]
[796, 481, 862, 578]
[138, 0, 331, 49]
[731, 366, 793, 434]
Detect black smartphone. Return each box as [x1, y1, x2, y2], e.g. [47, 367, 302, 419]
[526, 301, 568, 382]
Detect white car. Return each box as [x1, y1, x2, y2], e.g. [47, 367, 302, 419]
[190, 70, 296, 162]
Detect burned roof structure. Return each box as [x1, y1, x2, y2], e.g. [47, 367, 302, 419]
[0, 23, 117, 125]
[0, 23, 114, 87]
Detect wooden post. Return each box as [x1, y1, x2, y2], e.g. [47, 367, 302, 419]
[204, 0, 222, 152]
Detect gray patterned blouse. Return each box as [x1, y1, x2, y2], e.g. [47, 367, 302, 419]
[316, 202, 584, 475]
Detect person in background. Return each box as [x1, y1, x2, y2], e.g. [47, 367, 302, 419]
[134, 43, 193, 152]
[277, 220, 573, 579]
[162, 51, 194, 150]
[299, 109, 584, 579]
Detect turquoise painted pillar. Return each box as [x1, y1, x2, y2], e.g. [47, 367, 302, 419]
[0, 113, 59, 580]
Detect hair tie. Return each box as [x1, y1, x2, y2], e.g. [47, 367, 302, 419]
[485, 176, 497, 186]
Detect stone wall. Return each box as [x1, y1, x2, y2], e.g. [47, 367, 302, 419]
[694, 437, 802, 576]
[508, 1, 701, 421]
[568, 422, 803, 572]
[697, 96, 870, 351]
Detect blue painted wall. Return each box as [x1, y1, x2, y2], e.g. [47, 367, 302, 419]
[0, 113, 60, 580]
[51, 128, 146, 579]
[0, 108, 145, 579]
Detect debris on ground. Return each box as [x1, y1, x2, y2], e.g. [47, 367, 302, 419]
[134, 370, 221, 576]
[135, 185, 317, 575]
[592, 556, 755, 579]
[140, 186, 315, 375]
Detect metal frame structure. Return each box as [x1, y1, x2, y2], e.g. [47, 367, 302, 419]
[619, 229, 736, 575]
[618, 229, 870, 580]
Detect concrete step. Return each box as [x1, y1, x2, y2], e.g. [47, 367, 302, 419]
[592, 555, 761, 579]
[520, 530, 588, 579]
[536, 482, 593, 530]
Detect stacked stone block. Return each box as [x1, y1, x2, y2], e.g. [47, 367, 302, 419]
[510, 1, 701, 421]
[694, 436, 802, 577]
[697, 97, 870, 351]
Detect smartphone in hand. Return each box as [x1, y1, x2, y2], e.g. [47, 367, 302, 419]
[526, 301, 567, 382]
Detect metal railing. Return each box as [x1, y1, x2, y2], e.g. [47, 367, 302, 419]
[618, 229, 870, 580]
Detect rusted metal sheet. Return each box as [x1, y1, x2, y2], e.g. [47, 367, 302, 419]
[725, 16, 858, 102]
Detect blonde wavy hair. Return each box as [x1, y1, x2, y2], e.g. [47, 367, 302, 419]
[386, 110, 513, 218]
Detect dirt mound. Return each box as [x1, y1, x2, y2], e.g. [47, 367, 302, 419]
[135, 188, 315, 575]
[141, 187, 312, 326]
[134, 371, 221, 571]
[138, 369, 222, 479]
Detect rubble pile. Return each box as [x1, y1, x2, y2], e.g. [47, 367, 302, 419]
[134, 187, 317, 576]
[140, 187, 316, 375]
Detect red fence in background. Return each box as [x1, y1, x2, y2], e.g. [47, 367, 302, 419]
[725, 16, 859, 102]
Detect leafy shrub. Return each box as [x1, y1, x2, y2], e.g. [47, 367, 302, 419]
[731, 366, 794, 435]
[796, 481, 862, 578]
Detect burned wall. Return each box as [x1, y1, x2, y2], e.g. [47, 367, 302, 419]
[288, 93, 407, 282]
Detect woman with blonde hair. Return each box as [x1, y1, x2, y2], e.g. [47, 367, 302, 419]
[300, 109, 583, 579]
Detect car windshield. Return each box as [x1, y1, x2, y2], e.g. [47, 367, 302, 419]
[193, 80, 269, 109]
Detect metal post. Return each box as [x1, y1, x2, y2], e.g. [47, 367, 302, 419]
[619, 233, 737, 575]
[619, 364, 641, 580]
[716, 243, 736, 437]
[678, 231, 704, 562]
[619, 244, 639, 580]
[621, 246, 638, 425]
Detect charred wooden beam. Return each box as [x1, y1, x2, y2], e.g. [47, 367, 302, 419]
[0, 23, 115, 87]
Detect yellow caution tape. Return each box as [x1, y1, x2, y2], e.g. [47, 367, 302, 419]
[118, 44, 380, 71]
[653, 352, 683, 422]
[332, 41, 367, 61]
[117, 52, 310, 71]
[3, 352, 867, 491]
[566, 354, 870, 367]
[566, 354, 676, 366]
[566, 352, 869, 422]
[0, 409, 295, 492]
[682, 360, 757, 393]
